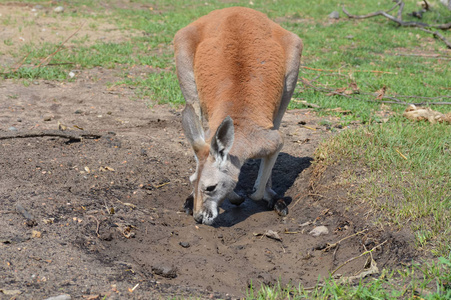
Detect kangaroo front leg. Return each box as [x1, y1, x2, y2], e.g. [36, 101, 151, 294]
[250, 149, 281, 202]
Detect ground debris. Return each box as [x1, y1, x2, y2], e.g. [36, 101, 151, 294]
[0, 129, 102, 141]
[43, 294, 71, 300]
[115, 223, 136, 238]
[309, 226, 329, 237]
[253, 230, 282, 241]
[338, 256, 379, 284]
[0, 289, 22, 296]
[152, 265, 177, 278]
[403, 104, 451, 124]
[31, 230, 42, 238]
[15, 203, 37, 227]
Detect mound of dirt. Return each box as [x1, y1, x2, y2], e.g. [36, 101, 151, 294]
[0, 69, 417, 299]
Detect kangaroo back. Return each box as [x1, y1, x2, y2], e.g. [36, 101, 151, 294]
[174, 7, 303, 225]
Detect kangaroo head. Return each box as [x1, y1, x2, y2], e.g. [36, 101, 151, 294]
[182, 104, 236, 225]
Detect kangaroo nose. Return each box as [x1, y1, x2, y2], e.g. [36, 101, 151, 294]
[193, 213, 203, 224]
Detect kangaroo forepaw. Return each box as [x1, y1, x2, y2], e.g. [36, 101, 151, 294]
[269, 198, 288, 217]
[184, 194, 194, 215]
[229, 193, 245, 206]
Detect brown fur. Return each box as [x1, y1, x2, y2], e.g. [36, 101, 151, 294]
[174, 7, 303, 224]
[178, 7, 292, 137]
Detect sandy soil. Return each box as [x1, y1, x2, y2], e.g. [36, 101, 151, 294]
[0, 67, 417, 299]
[0, 2, 418, 299]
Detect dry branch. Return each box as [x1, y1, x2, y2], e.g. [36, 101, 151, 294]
[418, 28, 451, 49]
[34, 22, 86, 68]
[0, 130, 102, 141]
[342, 1, 451, 48]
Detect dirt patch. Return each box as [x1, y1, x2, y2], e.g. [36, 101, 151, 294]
[0, 66, 418, 299]
[0, 2, 142, 66]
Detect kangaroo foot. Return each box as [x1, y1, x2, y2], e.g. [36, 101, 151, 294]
[269, 197, 288, 217]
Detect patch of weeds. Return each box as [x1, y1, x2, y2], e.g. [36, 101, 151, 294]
[113, 71, 183, 106]
[314, 119, 450, 256]
[4, 38, 13, 46]
[247, 253, 451, 299]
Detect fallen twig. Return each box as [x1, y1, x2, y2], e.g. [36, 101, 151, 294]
[323, 229, 368, 252]
[418, 28, 451, 49]
[342, 2, 451, 48]
[0, 130, 102, 141]
[342, 5, 450, 29]
[330, 240, 388, 276]
[88, 215, 101, 238]
[34, 22, 86, 68]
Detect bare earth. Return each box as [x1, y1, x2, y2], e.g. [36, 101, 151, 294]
[0, 68, 416, 299]
[0, 3, 417, 300]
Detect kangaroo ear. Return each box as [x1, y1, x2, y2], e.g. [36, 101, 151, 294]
[182, 104, 206, 154]
[211, 116, 234, 162]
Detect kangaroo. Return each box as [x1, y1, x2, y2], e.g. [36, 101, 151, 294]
[174, 7, 303, 225]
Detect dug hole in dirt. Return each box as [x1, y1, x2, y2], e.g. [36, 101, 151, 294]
[0, 68, 417, 299]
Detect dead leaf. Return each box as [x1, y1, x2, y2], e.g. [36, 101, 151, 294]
[31, 230, 42, 238]
[338, 256, 379, 283]
[375, 86, 387, 100]
[57, 120, 67, 131]
[403, 104, 451, 124]
[349, 82, 360, 93]
[326, 87, 347, 96]
[253, 230, 282, 241]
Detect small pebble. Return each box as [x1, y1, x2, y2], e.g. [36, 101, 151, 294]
[17, 118, 22, 122]
[8, 126, 18, 131]
[328, 11, 339, 19]
[152, 265, 177, 278]
[43, 115, 52, 121]
[179, 241, 190, 248]
[54, 6, 64, 13]
[74, 109, 82, 114]
[309, 225, 329, 237]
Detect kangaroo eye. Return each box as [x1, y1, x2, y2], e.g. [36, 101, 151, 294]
[205, 184, 217, 192]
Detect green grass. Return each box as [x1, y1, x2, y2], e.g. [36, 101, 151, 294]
[315, 118, 450, 255]
[247, 253, 451, 299]
[1, 0, 450, 298]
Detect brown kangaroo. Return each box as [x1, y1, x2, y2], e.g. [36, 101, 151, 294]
[174, 7, 303, 225]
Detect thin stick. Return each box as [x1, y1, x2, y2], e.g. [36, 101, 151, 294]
[323, 229, 368, 252]
[330, 240, 388, 276]
[0, 130, 102, 141]
[12, 52, 31, 72]
[342, 5, 451, 29]
[418, 28, 451, 49]
[34, 22, 86, 68]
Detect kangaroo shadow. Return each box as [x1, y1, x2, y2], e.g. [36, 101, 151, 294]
[213, 153, 312, 228]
